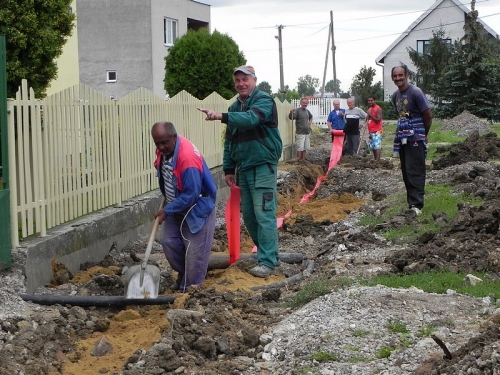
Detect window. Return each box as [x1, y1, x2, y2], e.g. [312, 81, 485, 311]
[106, 71, 117, 82]
[416, 39, 451, 55]
[164, 18, 178, 46]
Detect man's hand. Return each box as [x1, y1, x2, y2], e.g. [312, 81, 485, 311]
[154, 209, 167, 225]
[197, 108, 221, 121]
[224, 174, 235, 187]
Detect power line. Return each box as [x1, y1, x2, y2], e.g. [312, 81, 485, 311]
[248, 0, 491, 30]
[244, 12, 500, 53]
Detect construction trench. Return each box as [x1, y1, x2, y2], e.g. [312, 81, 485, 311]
[8, 131, 370, 374]
[4, 124, 500, 374]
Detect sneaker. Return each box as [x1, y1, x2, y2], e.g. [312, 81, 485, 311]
[248, 264, 275, 278]
[410, 206, 422, 216]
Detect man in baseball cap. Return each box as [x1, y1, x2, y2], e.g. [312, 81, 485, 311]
[198, 65, 282, 278]
[233, 65, 255, 76]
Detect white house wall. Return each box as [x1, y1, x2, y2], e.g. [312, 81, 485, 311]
[75, 0, 209, 99]
[380, 0, 466, 101]
[76, 0, 154, 99]
[150, 0, 210, 99]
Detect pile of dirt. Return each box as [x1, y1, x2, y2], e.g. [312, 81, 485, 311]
[439, 111, 491, 137]
[432, 130, 500, 169]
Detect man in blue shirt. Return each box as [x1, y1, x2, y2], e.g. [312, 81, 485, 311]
[327, 99, 345, 144]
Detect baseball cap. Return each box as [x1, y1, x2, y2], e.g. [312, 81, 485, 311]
[233, 65, 255, 75]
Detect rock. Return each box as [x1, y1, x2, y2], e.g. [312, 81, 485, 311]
[91, 336, 113, 356]
[463, 274, 483, 286]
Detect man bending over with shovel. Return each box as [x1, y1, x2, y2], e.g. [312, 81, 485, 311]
[152, 121, 217, 292]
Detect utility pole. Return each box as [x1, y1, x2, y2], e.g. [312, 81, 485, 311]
[320, 24, 331, 99]
[275, 25, 285, 100]
[330, 11, 337, 98]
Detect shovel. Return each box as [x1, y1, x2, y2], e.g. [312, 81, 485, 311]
[124, 197, 165, 299]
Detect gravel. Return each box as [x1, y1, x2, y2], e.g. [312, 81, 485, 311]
[1, 117, 500, 374]
[264, 285, 499, 375]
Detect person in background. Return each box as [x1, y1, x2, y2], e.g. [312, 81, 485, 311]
[151, 121, 217, 292]
[343, 98, 367, 156]
[197, 65, 282, 278]
[289, 97, 313, 161]
[366, 96, 383, 160]
[326, 99, 345, 144]
[391, 65, 432, 215]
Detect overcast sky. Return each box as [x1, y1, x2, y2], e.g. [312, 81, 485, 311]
[205, 0, 500, 94]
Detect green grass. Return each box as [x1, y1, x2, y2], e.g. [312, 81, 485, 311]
[285, 276, 354, 309]
[427, 126, 468, 160]
[358, 184, 483, 243]
[418, 324, 437, 337]
[310, 351, 339, 362]
[387, 320, 409, 334]
[380, 124, 396, 158]
[344, 345, 360, 352]
[381, 120, 477, 160]
[490, 124, 500, 136]
[348, 355, 370, 363]
[284, 276, 331, 308]
[352, 329, 371, 338]
[375, 346, 393, 359]
[361, 269, 500, 300]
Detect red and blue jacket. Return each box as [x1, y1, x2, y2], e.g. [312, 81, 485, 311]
[154, 135, 216, 234]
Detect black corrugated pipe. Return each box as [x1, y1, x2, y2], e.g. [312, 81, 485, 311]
[20, 294, 176, 307]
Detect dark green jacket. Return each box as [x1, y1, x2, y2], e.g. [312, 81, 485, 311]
[221, 89, 282, 174]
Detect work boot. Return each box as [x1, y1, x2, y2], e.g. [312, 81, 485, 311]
[170, 276, 182, 291]
[248, 264, 275, 278]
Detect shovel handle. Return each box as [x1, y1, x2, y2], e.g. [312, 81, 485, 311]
[142, 196, 166, 269]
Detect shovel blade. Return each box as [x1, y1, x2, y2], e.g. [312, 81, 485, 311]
[124, 264, 160, 299]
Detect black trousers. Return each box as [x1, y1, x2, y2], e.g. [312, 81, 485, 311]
[399, 140, 426, 209]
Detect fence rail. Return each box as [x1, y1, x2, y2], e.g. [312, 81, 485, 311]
[7, 82, 301, 247]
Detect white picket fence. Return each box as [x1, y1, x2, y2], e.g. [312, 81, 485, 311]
[290, 98, 348, 129]
[7, 81, 296, 247]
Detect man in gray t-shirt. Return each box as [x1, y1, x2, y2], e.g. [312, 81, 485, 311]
[343, 98, 367, 156]
[289, 97, 313, 160]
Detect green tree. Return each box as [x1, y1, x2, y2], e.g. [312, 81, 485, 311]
[285, 89, 300, 100]
[349, 66, 382, 106]
[433, 1, 500, 120]
[257, 81, 272, 95]
[274, 85, 299, 100]
[0, 0, 75, 98]
[297, 75, 319, 97]
[324, 79, 342, 95]
[164, 29, 245, 99]
[407, 28, 455, 95]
